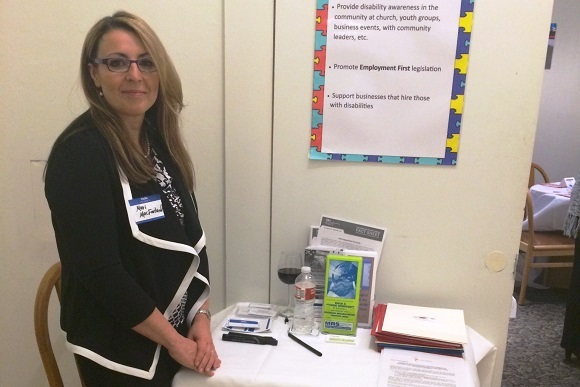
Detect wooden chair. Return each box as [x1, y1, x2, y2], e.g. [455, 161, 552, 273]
[528, 162, 549, 188]
[34, 262, 86, 387]
[518, 190, 575, 305]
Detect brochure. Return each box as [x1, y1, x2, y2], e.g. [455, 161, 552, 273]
[305, 246, 378, 327]
[322, 254, 363, 336]
[343, 249, 379, 328]
[318, 216, 386, 254]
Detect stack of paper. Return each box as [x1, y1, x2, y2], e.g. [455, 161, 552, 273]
[371, 303, 467, 357]
[222, 303, 277, 333]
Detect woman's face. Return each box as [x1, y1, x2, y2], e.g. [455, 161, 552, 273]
[89, 29, 159, 128]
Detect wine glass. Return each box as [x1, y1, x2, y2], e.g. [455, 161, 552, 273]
[277, 250, 303, 317]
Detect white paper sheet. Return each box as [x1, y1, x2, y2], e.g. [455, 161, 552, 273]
[379, 348, 470, 387]
[321, 0, 462, 157]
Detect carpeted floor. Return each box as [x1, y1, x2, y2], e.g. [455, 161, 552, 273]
[502, 287, 580, 387]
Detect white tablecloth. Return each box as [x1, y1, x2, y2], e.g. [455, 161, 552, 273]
[522, 184, 571, 232]
[172, 304, 495, 387]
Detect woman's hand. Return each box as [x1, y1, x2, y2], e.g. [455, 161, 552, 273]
[166, 335, 200, 371]
[132, 307, 220, 376]
[132, 308, 215, 374]
[187, 313, 221, 375]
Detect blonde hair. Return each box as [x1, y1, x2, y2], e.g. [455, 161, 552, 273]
[80, 11, 194, 190]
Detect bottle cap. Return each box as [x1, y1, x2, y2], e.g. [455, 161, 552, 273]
[301, 266, 311, 273]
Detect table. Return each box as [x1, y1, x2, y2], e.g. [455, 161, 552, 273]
[522, 184, 571, 232]
[172, 304, 496, 387]
[518, 184, 572, 287]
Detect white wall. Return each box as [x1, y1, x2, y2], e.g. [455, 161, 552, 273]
[0, 2, 225, 386]
[533, 0, 580, 181]
[224, 1, 274, 305]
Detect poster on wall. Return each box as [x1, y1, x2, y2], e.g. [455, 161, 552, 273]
[310, 0, 474, 165]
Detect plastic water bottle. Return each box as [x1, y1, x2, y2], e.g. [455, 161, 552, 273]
[293, 266, 315, 334]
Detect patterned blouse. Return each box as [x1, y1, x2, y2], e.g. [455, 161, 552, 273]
[152, 148, 187, 327]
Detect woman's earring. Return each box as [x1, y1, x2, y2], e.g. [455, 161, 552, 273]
[98, 90, 104, 97]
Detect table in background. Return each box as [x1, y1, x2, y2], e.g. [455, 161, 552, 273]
[522, 184, 571, 232]
[172, 305, 496, 387]
[520, 184, 573, 288]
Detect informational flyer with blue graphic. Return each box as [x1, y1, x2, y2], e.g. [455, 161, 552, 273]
[322, 254, 363, 335]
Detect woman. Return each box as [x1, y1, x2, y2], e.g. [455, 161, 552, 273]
[44, 11, 220, 385]
[562, 174, 580, 364]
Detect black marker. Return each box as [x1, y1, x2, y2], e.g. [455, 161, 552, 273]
[222, 332, 278, 346]
[287, 332, 322, 357]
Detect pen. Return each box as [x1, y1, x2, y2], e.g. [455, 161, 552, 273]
[287, 332, 322, 357]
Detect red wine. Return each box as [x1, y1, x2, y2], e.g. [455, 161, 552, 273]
[278, 268, 301, 285]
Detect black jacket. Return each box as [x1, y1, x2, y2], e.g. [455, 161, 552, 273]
[45, 112, 210, 379]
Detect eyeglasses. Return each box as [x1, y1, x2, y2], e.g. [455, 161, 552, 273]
[92, 57, 157, 73]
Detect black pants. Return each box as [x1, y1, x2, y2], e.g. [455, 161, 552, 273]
[76, 348, 181, 387]
[561, 236, 580, 353]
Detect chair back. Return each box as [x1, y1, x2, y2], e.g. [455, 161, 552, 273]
[34, 262, 86, 387]
[529, 162, 549, 188]
[34, 262, 63, 387]
[518, 189, 574, 304]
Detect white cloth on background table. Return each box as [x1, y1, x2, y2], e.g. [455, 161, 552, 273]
[522, 184, 571, 232]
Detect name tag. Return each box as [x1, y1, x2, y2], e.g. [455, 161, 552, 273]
[129, 195, 165, 224]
